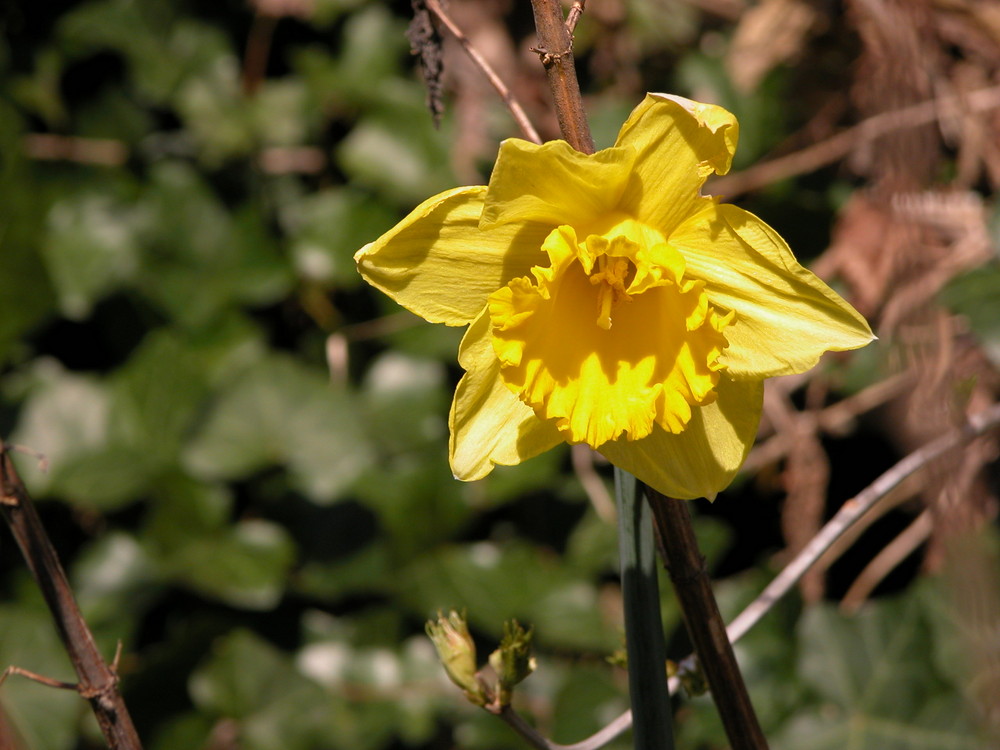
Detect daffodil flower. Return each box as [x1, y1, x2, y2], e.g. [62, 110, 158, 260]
[356, 94, 873, 500]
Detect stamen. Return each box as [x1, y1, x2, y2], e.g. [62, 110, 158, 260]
[589, 256, 634, 329]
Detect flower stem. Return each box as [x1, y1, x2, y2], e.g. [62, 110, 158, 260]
[646, 488, 768, 750]
[528, 0, 594, 154]
[615, 467, 675, 750]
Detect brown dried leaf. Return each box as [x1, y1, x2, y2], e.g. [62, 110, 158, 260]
[726, 0, 820, 93]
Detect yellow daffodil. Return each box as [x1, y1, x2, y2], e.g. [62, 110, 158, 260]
[355, 94, 873, 500]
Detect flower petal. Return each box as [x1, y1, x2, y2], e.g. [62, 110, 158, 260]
[480, 139, 635, 231]
[598, 376, 763, 500]
[355, 186, 551, 326]
[614, 93, 739, 235]
[670, 203, 875, 378]
[450, 310, 564, 480]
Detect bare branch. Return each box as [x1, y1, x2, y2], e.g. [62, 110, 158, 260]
[425, 0, 542, 144]
[711, 84, 1000, 197]
[566, 2, 586, 34]
[0, 442, 143, 750]
[839, 510, 933, 614]
[571, 446, 616, 524]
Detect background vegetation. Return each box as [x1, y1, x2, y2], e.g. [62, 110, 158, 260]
[1, 0, 998, 748]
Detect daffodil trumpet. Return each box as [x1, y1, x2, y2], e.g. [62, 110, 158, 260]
[356, 93, 873, 500]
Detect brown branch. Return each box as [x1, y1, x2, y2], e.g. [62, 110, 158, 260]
[0, 443, 143, 750]
[839, 510, 933, 614]
[647, 492, 769, 750]
[23, 134, 327, 174]
[710, 84, 1000, 197]
[529, 0, 593, 154]
[242, 12, 277, 95]
[23, 134, 127, 167]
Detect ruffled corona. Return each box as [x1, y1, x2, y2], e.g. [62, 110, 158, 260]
[488, 220, 732, 448]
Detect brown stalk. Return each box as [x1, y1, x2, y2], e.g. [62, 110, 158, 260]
[646, 490, 768, 750]
[528, 0, 594, 154]
[0, 443, 142, 750]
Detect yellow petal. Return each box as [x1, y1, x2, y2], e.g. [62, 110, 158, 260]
[479, 139, 635, 231]
[598, 376, 763, 500]
[670, 203, 875, 378]
[355, 186, 551, 326]
[614, 93, 739, 235]
[450, 310, 564, 480]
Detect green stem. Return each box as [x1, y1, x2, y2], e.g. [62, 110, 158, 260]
[615, 467, 675, 750]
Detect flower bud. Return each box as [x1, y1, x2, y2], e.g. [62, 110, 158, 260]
[488, 619, 536, 706]
[426, 610, 486, 706]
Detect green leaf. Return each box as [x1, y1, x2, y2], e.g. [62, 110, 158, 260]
[163, 520, 295, 610]
[400, 542, 618, 652]
[940, 265, 1000, 366]
[72, 532, 162, 640]
[8, 364, 112, 498]
[282, 187, 396, 288]
[769, 595, 984, 750]
[106, 329, 212, 464]
[550, 665, 628, 746]
[189, 630, 334, 750]
[250, 79, 314, 148]
[0, 102, 55, 362]
[14, 329, 216, 510]
[183, 354, 373, 502]
[58, 1, 230, 106]
[359, 351, 449, 457]
[338, 116, 457, 205]
[0, 603, 81, 750]
[134, 163, 292, 327]
[140, 473, 233, 552]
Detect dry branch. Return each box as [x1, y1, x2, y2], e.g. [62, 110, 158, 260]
[0, 443, 143, 750]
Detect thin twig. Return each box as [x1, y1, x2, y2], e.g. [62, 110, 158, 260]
[726, 402, 1000, 644]
[23, 133, 326, 174]
[529, 0, 593, 154]
[566, 1, 586, 34]
[23, 134, 128, 167]
[647, 492, 768, 750]
[425, 0, 542, 144]
[242, 12, 277, 95]
[0, 443, 143, 750]
[711, 84, 1000, 197]
[839, 510, 933, 614]
[499, 704, 634, 750]
[742, 372, 912, 474]
[571, 446, 616, 523]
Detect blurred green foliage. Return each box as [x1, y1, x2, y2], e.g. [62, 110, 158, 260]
[0, 1, 992, 748]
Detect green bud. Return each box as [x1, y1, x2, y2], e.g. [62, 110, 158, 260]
[426, 610, 486, 706]
[673, 656, 708, 697]
[487, 619, 536, 706]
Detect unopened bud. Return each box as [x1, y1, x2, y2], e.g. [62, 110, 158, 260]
[426, 610, 486, 706]
[488, 619, 536, 706]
